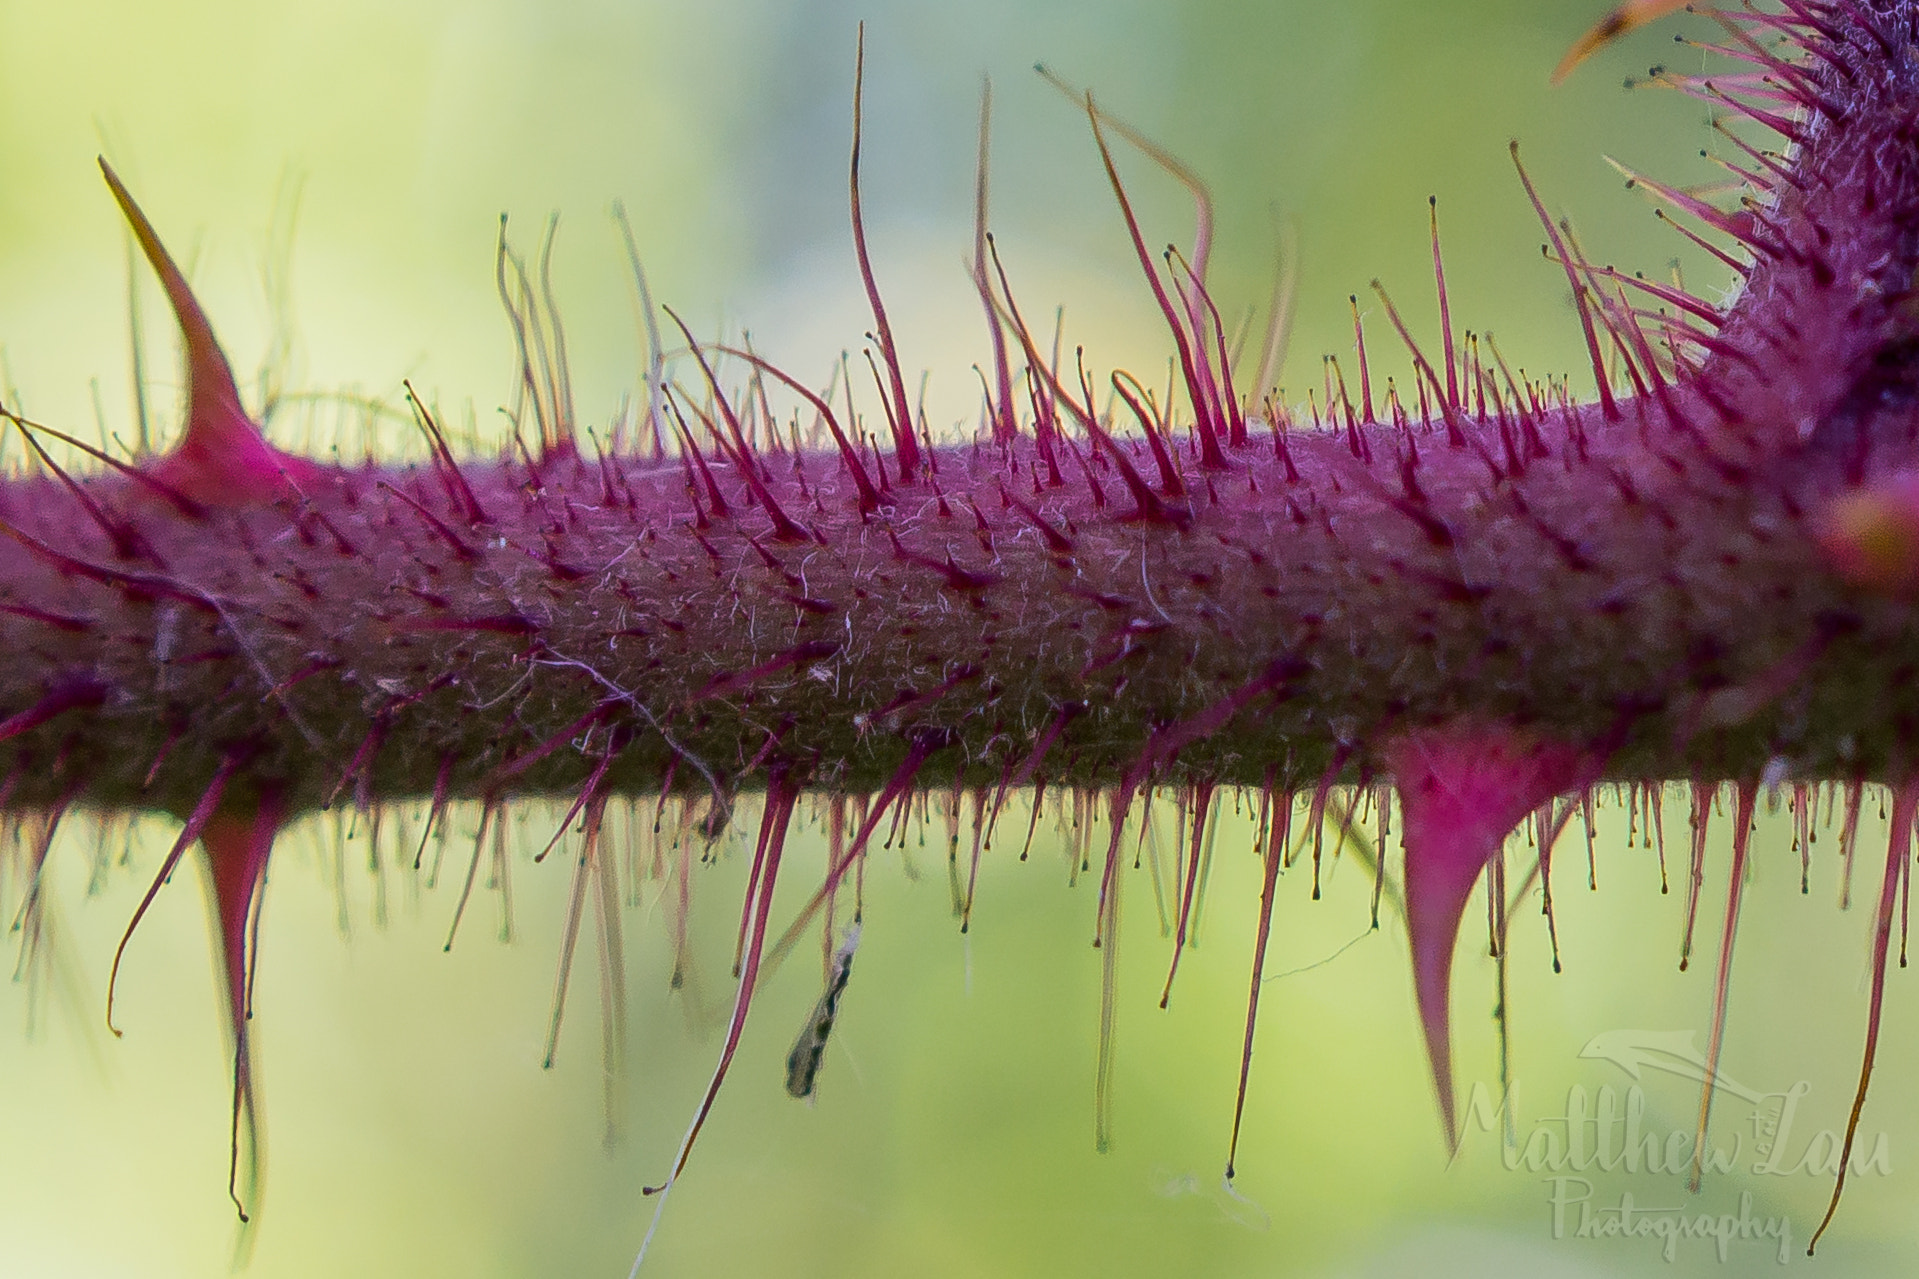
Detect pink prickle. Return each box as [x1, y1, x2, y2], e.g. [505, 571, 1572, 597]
[1386, 727, 1599, 1148]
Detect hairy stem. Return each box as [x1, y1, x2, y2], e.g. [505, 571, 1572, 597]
[0, 376, 1896, 820]
[14, 0, 1919, 817]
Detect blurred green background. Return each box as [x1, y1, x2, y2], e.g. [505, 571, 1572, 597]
[4, 0, 1918, 1275]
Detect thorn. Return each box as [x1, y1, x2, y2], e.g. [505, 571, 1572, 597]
[660, 387, 728, 524]
[848, 26, 919, 481]
[1427, 198, 1462, 412]
[483, 700, 616, 792]
[664, 309, 810, 542]
[1689, 781, 1759, 1193]
[198, 786, 288, 1223]
[970, 78, 1019, 445]
[108, 755, 242, 1037]
[1158, 779, 1215, 1008]
[414, 754, 456, 872]
[1370, 281, 1471, 447]
[1167, 245, 1247, 446]
[1388, 728, 1601, 1149]
[0, 679, 107, 744]
[1227, 772, 1291, 1180]
[1082, 93, 1229, 469]
[0, 602, 91, 633]
[691, 641, 843, 705]
[98, 160, 314, 505]
[983, 235, 1064, 484]
[402, 381, 488, 523]
[1605, 156, 1770, 258]
[0, 405, 205, 519]
[377, 480, 478, 560]
[1349, 295, 1376, 425]
[1512, 144, 1620, 420]
[1809, 778, 1918, 1252]
[1111, 370, 1185, 497]
[644, 768, 800, 1199]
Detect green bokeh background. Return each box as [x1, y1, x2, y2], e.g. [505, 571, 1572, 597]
[3, 1, 1917, 1275]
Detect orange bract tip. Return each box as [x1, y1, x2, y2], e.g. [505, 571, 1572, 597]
[1553, 0, 1694, 85]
